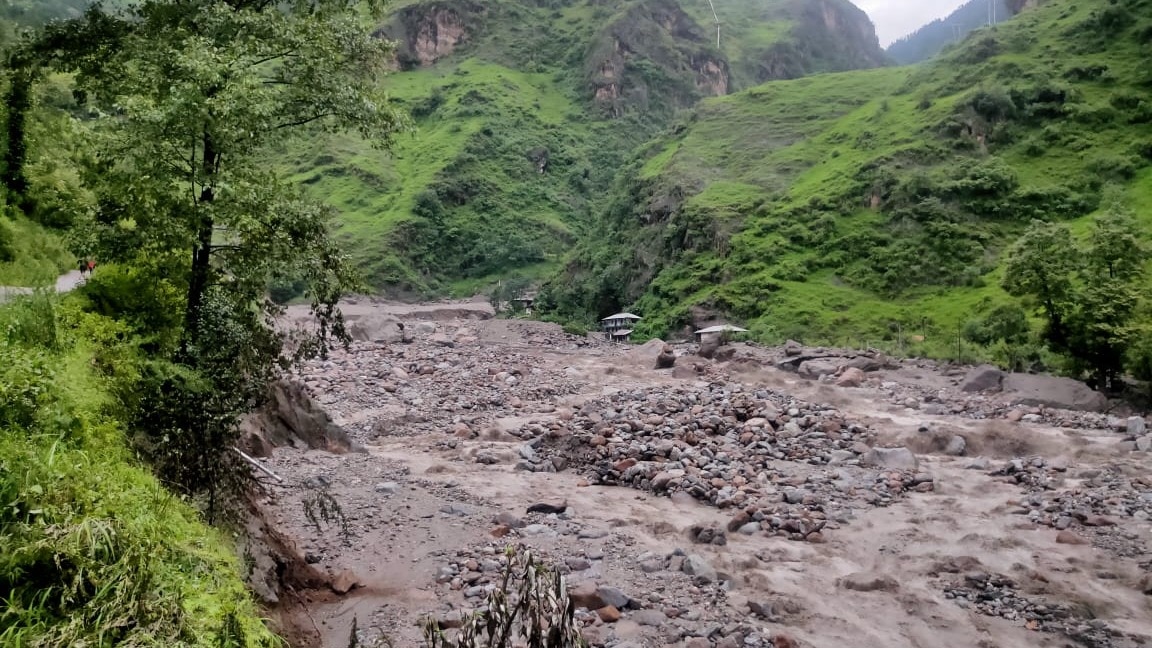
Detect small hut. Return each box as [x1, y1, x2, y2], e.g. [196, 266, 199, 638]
[694, 324, 749, 344]
[510, 291, 538, 315]
[601, 312, 642, 343]
[608, 328, 634, 343]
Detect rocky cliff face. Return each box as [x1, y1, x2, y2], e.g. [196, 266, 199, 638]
[385, 1, 481, 68]
[746, 0, 885, 83]
[586, 0, 731, 117]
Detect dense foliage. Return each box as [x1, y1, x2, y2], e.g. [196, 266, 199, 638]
[43, 0, 404, 504]
[0, 0, 404, 643]
[1003, 207, 1147, 390]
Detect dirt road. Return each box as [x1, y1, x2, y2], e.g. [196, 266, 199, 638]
[0, 270, 85, 303]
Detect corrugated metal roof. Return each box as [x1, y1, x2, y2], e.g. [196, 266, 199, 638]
[695, 324, 749, 334]
[601, 313, 642, 321]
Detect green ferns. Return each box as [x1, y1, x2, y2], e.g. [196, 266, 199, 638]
[0, 296, 277, 647]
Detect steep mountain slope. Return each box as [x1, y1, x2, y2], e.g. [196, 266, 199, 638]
[539, 0, 1152, 345]
[285, 0, 886, 294]
[886, 0, 1017, 64]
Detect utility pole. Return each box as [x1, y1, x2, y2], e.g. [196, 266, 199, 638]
[706, 0, 721, 48]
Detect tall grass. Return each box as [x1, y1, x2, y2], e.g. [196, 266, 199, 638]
[0, 213, 72, 287]
[0, 293, 278, 647]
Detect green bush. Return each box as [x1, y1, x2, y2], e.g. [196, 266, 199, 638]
[962, 303, 1031, 346]
[0, 343, 56, 430]
[961, 87, 1017, 125]
[78, 264, 184, 352]
[1093, 5, 1133, 34]
[0, 293, 60, 350]
[561, 321, 588, 337]
[1089, 154, 1141, 180]
[0, 218, 15, 263]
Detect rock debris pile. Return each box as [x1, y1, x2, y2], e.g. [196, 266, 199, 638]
[292, 330, 585, 439]
[943, 571, 1128, 648]
[428, 537, 803, 648]
[529, 383, 936, 542]
[992, 459, 1151, 557]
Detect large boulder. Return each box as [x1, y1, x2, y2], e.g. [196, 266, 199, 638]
[628, 339, 669, 366]
[239, 379, 362, 457]
[798, 359, 840, 379]
[835, 367, 867, 387]
[859, 447, 919, 471]
[839, 572, 900, 592]
[846, 354, 889, 372]
[961, 365, 1004, 393]
[1001, 373, 1107, 412]
[655, 344, 677, 369]
[698, 333, 722, 359]
[348, 314, 405, 343]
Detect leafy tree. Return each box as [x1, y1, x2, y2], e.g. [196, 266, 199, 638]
[1126, 319, 1152, 399]
[963, 303, 1031, 346]
[1002, 219, 1076, 347]
[47, 0, 406, 502]
[1003, 211, 1147, 390]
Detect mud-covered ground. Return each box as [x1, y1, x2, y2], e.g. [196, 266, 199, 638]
[253, 302, 1152, 648]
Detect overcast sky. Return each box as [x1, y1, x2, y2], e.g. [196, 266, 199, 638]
[854, 0, 971, 46]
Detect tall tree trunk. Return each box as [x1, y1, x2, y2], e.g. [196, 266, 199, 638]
[180, 133, 218, 360]
[2, 67, 34, 208]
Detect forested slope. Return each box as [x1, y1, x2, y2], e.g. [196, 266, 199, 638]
[538, 0, 1152, 353]
[284, 0, 887, 294]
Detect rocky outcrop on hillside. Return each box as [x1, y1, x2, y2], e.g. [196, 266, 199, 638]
[587, 0, 730, 117]
[743, 0, 885, 84]
[383, 1, 480, 68]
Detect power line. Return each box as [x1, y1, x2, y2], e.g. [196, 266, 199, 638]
[706, 0, 720, 48]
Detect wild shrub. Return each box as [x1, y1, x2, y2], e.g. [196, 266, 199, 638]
[1093, 4, 1133, 35]
[1062, 64, 1110, 81]
[955, 35, 1000, 64]
[1010, 81, 1073, 121]
[0, 343, 56, 430]
[962, 303, 1031, 346]
[1089, 154, 1141, 180]
[961, 87, 1017, 125]
[0, 293, 60, 350]
[422, 546, 586, 648]
[0, 217, 15, 263]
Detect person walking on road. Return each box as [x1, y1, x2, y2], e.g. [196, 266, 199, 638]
[78, 259, 89, 278]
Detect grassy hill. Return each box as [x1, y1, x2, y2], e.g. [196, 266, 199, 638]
[285, 0, 886, 295]
[538, 0, 1152, 351]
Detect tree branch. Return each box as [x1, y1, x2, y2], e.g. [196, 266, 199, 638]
[275, 112, 337, 129]
[242, 49, 300, 70]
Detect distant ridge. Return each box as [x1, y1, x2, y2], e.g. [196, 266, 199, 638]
[886, 0, 1015, 64]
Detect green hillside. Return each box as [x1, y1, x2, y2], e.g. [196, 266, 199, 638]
[538, 0, 1152, 350]
[287, 0, 886, 294]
